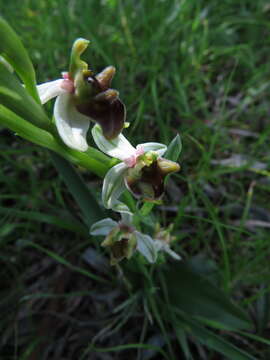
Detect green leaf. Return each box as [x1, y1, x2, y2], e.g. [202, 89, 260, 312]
[50, 152, 105, 227]
[0, 17, 39, 101]
[238, 331, 270, 346]
[174, 324, 193, 360]
[0, 105, 111, 176]
[254, 287, 270, 334]
[0, 62, 49, 130]
[80, 343, 171, 360]
[19, 240, 108, 284]
[174, 313, 256, 360]
[0, 206, 87, 236]
[162, 257, 252, 331]
[164, 134, 182, 161]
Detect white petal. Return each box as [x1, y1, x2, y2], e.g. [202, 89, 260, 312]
[90, 218, 118, 236]
[37, 79, 67, 104]
[112, 202, 133, 215]
[54, 93, 90, 152]
[135, 231, 158, 263]
[139, 142, 167, 157]
[155, 240, 181, 260]
[92, 124, 136, 160]
[164, 246, 181, 260]
[102, 162, 129, 212]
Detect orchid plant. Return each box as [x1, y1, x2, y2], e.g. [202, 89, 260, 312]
[0, 19, 259, 359]
[0, 18, 182, 265]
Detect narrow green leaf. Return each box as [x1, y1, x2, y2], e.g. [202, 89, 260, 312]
[254, 287, 270, 334]
[0, 206, 87, 236]
[148, 300, 175, 358]
[238, 331, 270, 346]
[163, 258, 251, 331]
[174, 324, 193, 360]
[164, 134, 182, 161]
[0, 105, 111, 176]
[175, 314, 256, 360]
[51, 152, 104, 227]
[0, 17, 39, 101]
[20, 240, 108, 284]
[0, 62, 49, 130]
[80, 344, 170, 360]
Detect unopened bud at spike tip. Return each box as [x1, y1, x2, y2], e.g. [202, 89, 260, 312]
[157, 158, 180, 175]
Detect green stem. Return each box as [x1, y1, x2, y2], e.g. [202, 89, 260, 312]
[0, 105, 115, 177]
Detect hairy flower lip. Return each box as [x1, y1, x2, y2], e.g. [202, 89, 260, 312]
[76, 96, 125, 140]
[124, 160, 165, 200]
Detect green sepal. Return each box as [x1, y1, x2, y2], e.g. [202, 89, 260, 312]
[69, 38, 90, 80]
[164, 134, 182, 162]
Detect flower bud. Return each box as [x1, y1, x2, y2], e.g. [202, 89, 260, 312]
[154, 223, 175, 244]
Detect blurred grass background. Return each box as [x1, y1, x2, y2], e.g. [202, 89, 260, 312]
[1, 0, 270, 358]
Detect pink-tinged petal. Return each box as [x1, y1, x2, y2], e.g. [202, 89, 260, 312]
[60, 79, 74, 93]
[54, 93, 90, 152]
[37, 79, 67, 104]
[123, 145, 145, 168]
[123, 155, 137, 168]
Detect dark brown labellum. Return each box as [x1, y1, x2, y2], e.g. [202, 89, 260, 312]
[125, 161, 165, 201]
[76, 97, 125, 140]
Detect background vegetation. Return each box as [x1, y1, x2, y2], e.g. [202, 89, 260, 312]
[0, 0, 270, 358]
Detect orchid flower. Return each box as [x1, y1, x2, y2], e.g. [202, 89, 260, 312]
[90, 213, 181, 265]
[37, 38, 126, 152]
[92, 124, 180, 213]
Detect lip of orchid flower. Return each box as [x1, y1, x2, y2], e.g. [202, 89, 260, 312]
[36, 38, 126, 152]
